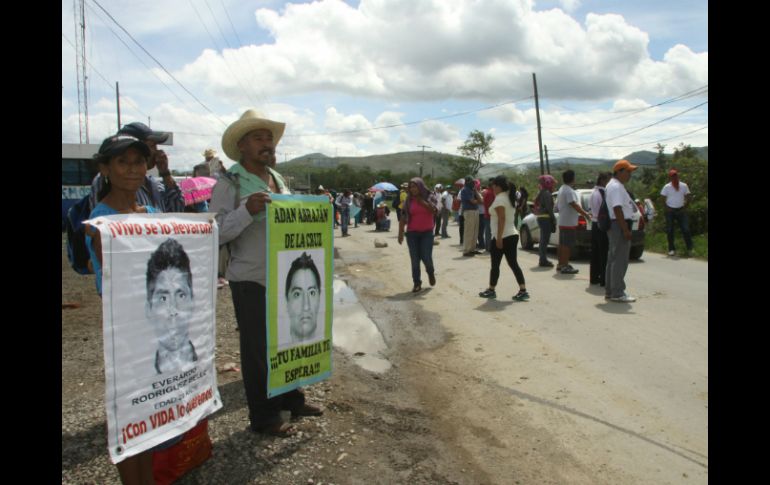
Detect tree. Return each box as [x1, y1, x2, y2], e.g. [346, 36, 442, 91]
[457, 130, 494, 176]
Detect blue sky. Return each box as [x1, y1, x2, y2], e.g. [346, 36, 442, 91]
[62, 0, 708, 171]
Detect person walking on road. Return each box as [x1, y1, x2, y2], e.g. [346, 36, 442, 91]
[660, 169, 694, 257]
[335, 190, 353, 237]
[478, 176, 529, 301]
[605, 160, 639, 303]
[398, 177, 439, 293]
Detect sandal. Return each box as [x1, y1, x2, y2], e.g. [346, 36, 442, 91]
[412, 284, 422, 293]
[251, 421, 296, 438]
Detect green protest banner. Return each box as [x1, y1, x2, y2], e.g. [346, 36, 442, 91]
[266, 194, 333, 398]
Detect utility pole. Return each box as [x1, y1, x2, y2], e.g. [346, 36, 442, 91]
[533, 73, 545, 175]
[544, 144, 551, 175]
[417, 145, 431, 178]
[74, 0, 89, 143]
[116, 82, 121, 130]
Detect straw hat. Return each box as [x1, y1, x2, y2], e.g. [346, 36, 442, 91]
[221, 109, 286, 161]
[203, 148, 217, 158]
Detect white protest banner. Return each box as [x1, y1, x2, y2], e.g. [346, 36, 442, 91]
[86, 213, 223, 464]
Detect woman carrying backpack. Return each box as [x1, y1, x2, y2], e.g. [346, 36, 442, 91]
[589, 172, 611, 286]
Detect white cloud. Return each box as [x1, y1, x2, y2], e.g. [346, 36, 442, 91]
[612, 99, 650, 111]
[558, 0, 581, 12]
[174, 0, 706, 103]
[420, 121, 458, 142]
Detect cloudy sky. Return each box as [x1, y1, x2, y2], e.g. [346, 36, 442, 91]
[61, 0, 708, 172]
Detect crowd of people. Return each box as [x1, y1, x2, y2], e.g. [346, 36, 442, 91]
[79, 108, 693, 484]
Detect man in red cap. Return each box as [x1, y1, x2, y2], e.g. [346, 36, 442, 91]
[605, 160, 639, 303]
[660, 169, 693, 257]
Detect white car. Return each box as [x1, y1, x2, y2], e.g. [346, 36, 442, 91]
[518, 188, 646, 260]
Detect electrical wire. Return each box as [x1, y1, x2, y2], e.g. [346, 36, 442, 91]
[546, 85, 708, 130]
[62, 33, 151, 121]
[548, 101, 707, 152]
[284, 96, 534, 138]
[90, 0, 229, 127]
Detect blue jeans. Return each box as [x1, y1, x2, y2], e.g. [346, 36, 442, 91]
[537, 218, 552, 264]
[340, 208, 350, 235]
[406, 231, 435, 286]
[665, 208, 693, 251]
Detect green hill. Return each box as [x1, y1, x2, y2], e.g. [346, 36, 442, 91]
[276, 147, 708, 183]
[279, 151, 475, 178]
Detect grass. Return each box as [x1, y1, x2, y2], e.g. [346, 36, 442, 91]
[644, 229, 708, 260]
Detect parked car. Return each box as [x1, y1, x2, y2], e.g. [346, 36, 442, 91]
[518, 189, 645, 260]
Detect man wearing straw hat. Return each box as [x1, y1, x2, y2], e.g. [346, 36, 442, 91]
[203, 148, 226, 179]
[210, 110, 323, 437]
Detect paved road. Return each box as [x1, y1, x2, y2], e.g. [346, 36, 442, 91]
[333, 218, 707, 484]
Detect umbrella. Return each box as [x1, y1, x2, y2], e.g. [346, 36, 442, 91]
[178, 176, 217, 206]
[369, 182, 398, 192]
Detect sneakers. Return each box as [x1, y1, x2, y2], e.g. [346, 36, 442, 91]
[610, 293, 636, 303]
[538, 261, 554, 268]
[560, 265, 579, 274]
[513, 290, 530, 301]
[668, 250, 675, 256]
[479, 288, 497, 298]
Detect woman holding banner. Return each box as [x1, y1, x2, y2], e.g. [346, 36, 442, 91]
[86, 134, 181, 484]
[397, 177, 439, 293]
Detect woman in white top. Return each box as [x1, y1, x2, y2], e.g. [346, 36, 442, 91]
[478, 176, 529, 301]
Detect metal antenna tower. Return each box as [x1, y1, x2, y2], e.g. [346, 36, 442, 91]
[73, 0, 89, 143]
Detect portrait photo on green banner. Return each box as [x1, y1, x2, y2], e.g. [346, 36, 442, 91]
[277, 248, 327, 350]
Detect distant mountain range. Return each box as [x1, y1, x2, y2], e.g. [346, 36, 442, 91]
[279, 147, 708, 179]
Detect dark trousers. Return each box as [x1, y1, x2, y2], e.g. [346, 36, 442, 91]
[434, 214, 441, 236]
[537, 218, 552, 264]
[589, 225, 609, 285]
[406, 230, 435, 286]
[489, 235, 525, 287]
[458, 214, 465, 244]
[665, 208, 693, 251]
[230, 281, 305, 429]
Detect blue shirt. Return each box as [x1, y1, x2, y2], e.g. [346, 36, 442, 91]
[460, 187, 478, 211]
[86, 203, 159, 295]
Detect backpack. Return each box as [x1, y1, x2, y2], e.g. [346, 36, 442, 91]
[65, 195, 95, 275]
[597, 189, 611, 232]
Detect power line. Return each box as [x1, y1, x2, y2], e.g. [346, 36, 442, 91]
[63, 33, 151, 121]
[90, 0, 228, 127]
[84, 1, 194, 110]
[284, 96, 534, 138]
[189, 0, 262, 107]
[547, 85, 708, 131]
[548, 101, 708, 152]
[217, 0, 264, 100]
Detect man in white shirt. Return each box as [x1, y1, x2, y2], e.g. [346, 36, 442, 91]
[605, 160, 638, 303]
[439, 185, 452, 238]
[555, 170, 591, 274]
[660, 169, 693, 256]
